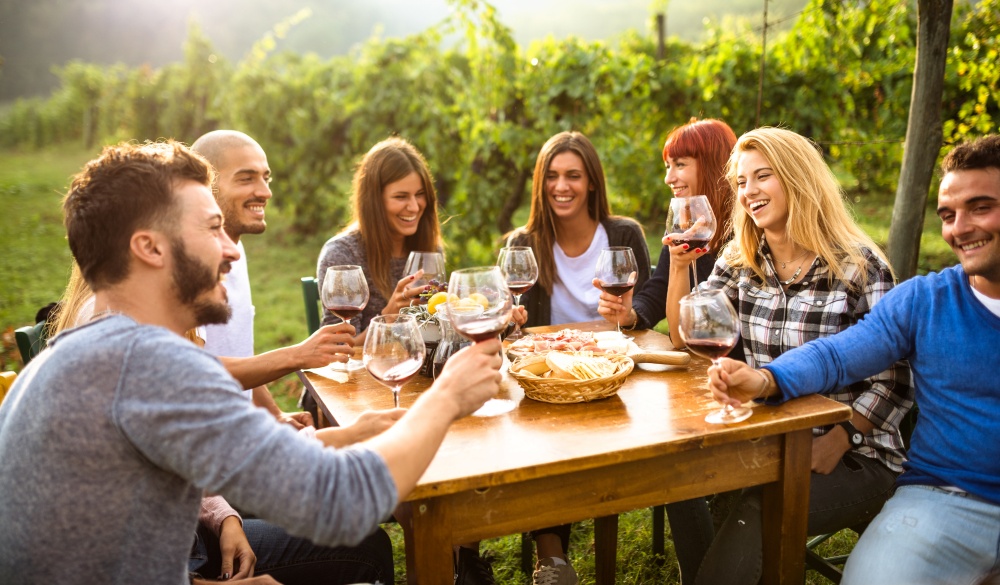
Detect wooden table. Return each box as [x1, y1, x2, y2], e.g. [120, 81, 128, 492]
[303, 322, 850, 584]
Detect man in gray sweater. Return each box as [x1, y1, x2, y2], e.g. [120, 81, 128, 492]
[0, 140, 502, 585]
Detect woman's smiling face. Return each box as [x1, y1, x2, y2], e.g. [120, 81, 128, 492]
[545, 151, 592, 223]
[736, 149, 788, 234]
[664, 155, 700, 198]
[382, 171, 426, 242]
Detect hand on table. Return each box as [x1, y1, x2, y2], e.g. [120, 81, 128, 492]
[593, 278, 634, 326]
[294, 322, 356, 367]
[218, 515, 256, 580]
[349, 408, 407, 441]
[432, 339, 503, 419]
[707, 358, 772, 408]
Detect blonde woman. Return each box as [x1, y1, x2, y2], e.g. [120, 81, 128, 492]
[678, 127, 914, 585]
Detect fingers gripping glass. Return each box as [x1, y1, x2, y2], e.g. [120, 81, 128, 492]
[666, 195, 717, 293]
[403, 252, 446, 304]
[321, 265, 369, 371]
[595, 247, 638, 338]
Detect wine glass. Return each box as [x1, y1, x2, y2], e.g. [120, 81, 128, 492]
[363, 314, 426, 408]
[321, 265, 370, 371]
[496, 246, 538, 341]
[677, 288, 749, 424]
[666, 195, 717, 294]
[595, 247, 638, 337]
[443, 266, 516, 417]
[444, 266, 513, 343]
[403, 251, 446, 304]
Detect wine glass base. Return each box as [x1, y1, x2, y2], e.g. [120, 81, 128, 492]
[705, 405, 753, 424]
[346, 358, 366, 371]
[471, 398, 516, 417]
[505, 328, 525, 341]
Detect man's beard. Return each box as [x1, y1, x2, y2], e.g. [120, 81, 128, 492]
[171, 238, 232, 326]
[221, 196, 268, 239]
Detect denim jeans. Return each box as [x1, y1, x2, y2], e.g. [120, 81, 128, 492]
[842, 485, 1000, 585]
[189, 520, 393, 584]
[692, 451, 897, 585]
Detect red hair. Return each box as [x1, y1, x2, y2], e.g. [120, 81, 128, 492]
[663, 118, 737, 251]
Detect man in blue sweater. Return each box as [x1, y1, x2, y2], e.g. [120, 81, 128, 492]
[707, 134, 1000, 585]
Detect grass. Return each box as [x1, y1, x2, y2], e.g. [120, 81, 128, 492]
[0, 146, 956, 583]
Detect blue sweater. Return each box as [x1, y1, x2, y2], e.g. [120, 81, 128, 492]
[765, 265, 1000, 505]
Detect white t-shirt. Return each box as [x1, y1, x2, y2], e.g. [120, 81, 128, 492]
[202, 240, 254, 399]
[971, 283, 1000, 318]
[550, 223, 609, 325]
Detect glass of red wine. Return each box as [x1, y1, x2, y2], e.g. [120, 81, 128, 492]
[321, 265, 370, 371]
[677, 288, 749, 424]
[595, 247, 639, 338]
[496, 246, 538, 341]
[666, 195, 717, 294]
[362, 314, 426, 408]
[403, 251, 446, 304]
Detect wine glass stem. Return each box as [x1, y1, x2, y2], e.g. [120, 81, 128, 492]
[392, 387, 401, 409]
[690, 262, 699, 294]
[616, 296, 623, 334]
[512, 294, 523, 335]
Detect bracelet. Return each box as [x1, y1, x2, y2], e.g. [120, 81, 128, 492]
[754, 369, 770, 399]
[623, 308, 640, 331]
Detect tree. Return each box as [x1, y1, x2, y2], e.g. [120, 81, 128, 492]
[887, 0, 954, 280]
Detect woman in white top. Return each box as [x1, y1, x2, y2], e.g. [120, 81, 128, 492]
[504, 130, 650, 584]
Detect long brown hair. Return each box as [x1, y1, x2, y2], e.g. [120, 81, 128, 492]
[513, 131, 611, 295]
[724, 127, 890, 288]
[345, 137, 443, 299]
[663, 118, 737, 252]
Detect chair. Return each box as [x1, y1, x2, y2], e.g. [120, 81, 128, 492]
[1, 371, 17, 405]
[301, 277, 321, 335]
[15, 321, 48, 365]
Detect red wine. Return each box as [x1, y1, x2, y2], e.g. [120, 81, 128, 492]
[367, 357, 422, 386]
[671, 238, 709, 249]
[507, 280, 535, 296]
[326, 305, 363, 321]
[600, 282, 635, 297]
[454, 320, 508, 342]
[686, 338, 736, 360]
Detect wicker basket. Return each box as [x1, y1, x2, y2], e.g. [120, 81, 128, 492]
[509, 353, 635, 404]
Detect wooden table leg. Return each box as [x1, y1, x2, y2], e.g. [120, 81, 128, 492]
[409, 499, 454, 585]
[762, 429, 812, 585]
[594, 514, 619, 585]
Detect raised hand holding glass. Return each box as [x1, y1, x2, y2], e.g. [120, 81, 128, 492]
[363, 314, 425, 408]
[497, 246, 538, 341]
[666, 195, 717, 293]
[321, 265, 369, 371]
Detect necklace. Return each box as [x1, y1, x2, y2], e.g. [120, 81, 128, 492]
[775, 249, 809, 270]
[777, 254, 813, 286]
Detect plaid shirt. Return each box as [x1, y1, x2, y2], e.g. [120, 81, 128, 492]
[708, 243, 913, 473]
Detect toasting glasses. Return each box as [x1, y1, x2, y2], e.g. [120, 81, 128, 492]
[678, 288, 750, 424]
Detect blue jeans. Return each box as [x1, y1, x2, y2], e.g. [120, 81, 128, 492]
[692, 451, 897, 585]
[190, 520, 393, 584]
[842, 485, 1000, 585]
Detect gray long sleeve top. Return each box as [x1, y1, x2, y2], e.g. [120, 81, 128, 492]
[0, 315, 397, 585]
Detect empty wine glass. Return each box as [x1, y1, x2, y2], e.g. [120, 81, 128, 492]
[666, 195, 717, 294]
[678, 288, 749, 424]
[363, 314, 426, 408]
[322, 265, 370, 371]
[496, 246, 538, 341]
[595, 247, 638, 337]
[444, 266, 513, 343]
[403, 251, 446, 304]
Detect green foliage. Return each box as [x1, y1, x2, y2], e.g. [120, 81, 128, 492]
[1, 0, 998, 268]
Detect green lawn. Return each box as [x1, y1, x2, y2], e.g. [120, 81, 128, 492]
[0, 146, 956, 583]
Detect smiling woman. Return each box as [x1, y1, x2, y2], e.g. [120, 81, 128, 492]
[315, 137, 444, 338]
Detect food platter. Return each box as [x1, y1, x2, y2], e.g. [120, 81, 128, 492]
[507, 328, 690, 368]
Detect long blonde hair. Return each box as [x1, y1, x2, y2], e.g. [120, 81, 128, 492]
[346, 137, 443, 300]
[723, 127, 891, 288]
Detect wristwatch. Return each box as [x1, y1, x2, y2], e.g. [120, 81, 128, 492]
[838, 421, 865, 448]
